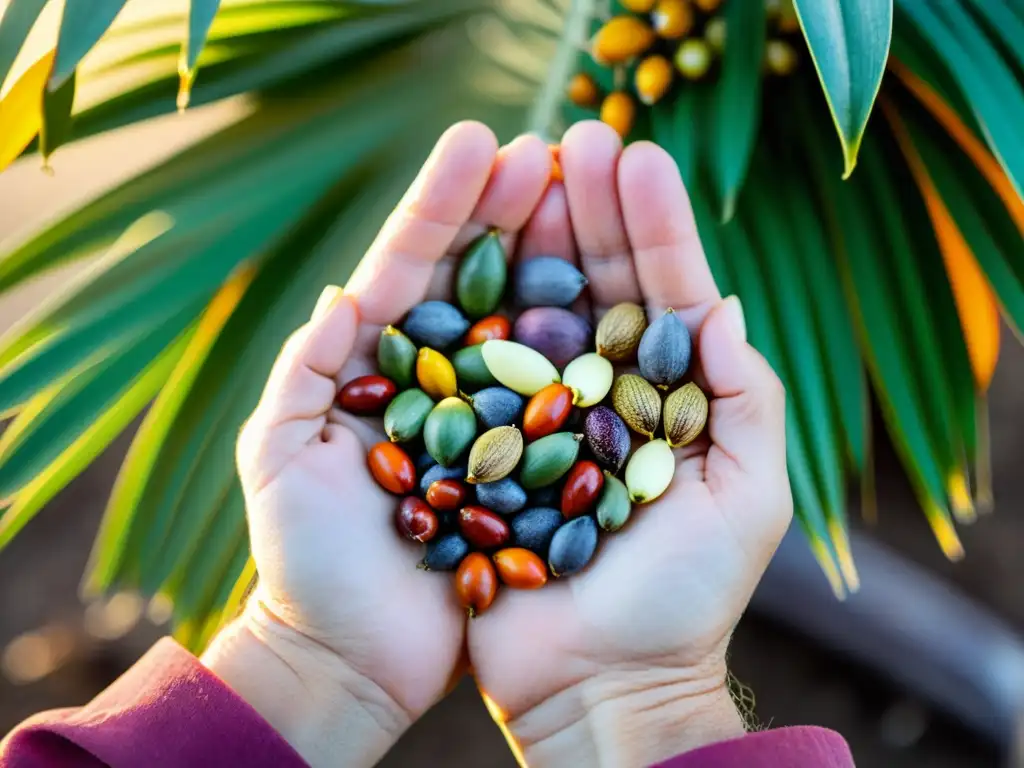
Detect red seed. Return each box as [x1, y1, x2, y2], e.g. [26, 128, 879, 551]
[561, 460, 605, 519]
[426, 479, 468, 511]
[458, 505, 511, 550]
[338, 375, 398, 416]
[367, 442, 416, 495]
[455, 552, 498, 617]
[466, 315, 512, 346]
[493, 548, 548, 589]
[523, 383, 575, 442]
[395, 497, 439, 542]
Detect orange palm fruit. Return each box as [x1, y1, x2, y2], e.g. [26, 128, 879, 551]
[652, 0, 693, 40]
[455, 553, 498, 617]
[549, 145, 564, 183]
[566, 72, 600, 107]
[466, 315, 511, 346]
[693, 0, 722, 11]
[592, 16, 656, 65]
[621, 0, 657, 11]
[523, 383, 575, 442]
[368, 442, 416, 495]
[600, 92, 636, 138]
[426, 479, 468, 511]
[635, 55, 674, 105]
[493, 548, 548, 589]
[416, 347, 457, 399]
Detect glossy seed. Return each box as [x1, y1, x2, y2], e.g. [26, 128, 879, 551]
[596, 302, 647, 362]
[422, 532, 470, 571]
[426, 479, 469, 511]
[625, 439, 675, 503]
[519, 432, 583, 489]
[620, 0, 656, 11]
[513, 256, 589, 308]
[596, 472, 632, 532]
[403, 301, 470, 350]
[493, 548, 548, 589]
[562, 353, 614, 407]
[652, 0, 693, 39]
[584, 406, 632, 473]
[635, 54, 673, 105]
[424, 397, 477, 467]
[416, 348, 457, 400]
[548, 516, 599, 577]
[368, 442, 416, 495]
[459, 505, 512, 550]
[467, 426, 524, 484]
[567, 72, 600, 107]
[523, 383, 575, 442]
[419, 463, 467, 496]
[514, 307, 591, 369]
[337, 375, 398, 416]
[377, 326, 417, 390]
[384, 388, 434, 443]
[395, 497, 439, 542]
[663, 382, 708, 448]
[468, 386, 525, 429]
[612, 374, 662, 439]
[474, 477, 528, 515]
[600, 91, 636, 138]
[592, 16, 656, 65]
[452, 344, 497, 390]
[528, 483, 562, 508]
[466, 315, 511, 346]
[561, 460, 604, 519]
[481, 340, 560, 396]
[455, 553, 498, 617]
[510, 507, 564, 557]
[456, 231, 508, 319]
[675, 38, 712, 80]
[638, 308, 692, 389]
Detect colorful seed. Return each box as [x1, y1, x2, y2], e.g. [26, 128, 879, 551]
[475, 477, 528, 515]
[548, 516, 599, 577]
[523, 383, 575, 442]
[596, 472, 632, 532]
[514, 307, 591, 368]
[417, 348, 458, 400]
[467, 426, 524, 484]
[426, 479, 469, 511]
[384, 388, 434, 443]
[377, 326, 417, 390]
[456, 231, 508, 319]
[663, 382, 708, 448]
[459, 505, 512, 550]
[481, 340, 560, 396]
[510, 507, 563, 558]
[592, 16, 656, 65]
[455, 553, 498, 617]
[765, 39, 798, 76]
[422, 532, 469, 571]
[419, 463, 467, 496]
[368, 442, 416, 495]
[561, 460, 605, 519]
[625, 438, 676, 503]
[705, 17, 726, 52]
[612, 374, 662, 439]
[567, 72, 601, 107]
[596, 302, 647, 362]
[635, 54, 674, 105]
[337, 375, 397, 416]
[468, 386, 525, 429]
[493, 548, 548, 589]
[513, 256, 589, 308]
[403, 301, 469, 350]
[638, 308, 691, 388]
[466, 315, 511, 346]
[395, 497, 439, 542]
[584, 406, 632, 473]
[652, 0, 693, 39]
[675, 38, 712, 80]
[452, 344, 498, 390]
[600, 91, 636, 138]
[562, 353, 614, 408]
[423, 397, 477, 467]
[519, 432, 583, 490]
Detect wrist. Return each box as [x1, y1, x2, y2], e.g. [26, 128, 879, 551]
[502, 665, 745, 768]
[202, 600, 410, 768]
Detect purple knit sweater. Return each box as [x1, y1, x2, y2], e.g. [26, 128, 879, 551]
[0, 638, 854, 767]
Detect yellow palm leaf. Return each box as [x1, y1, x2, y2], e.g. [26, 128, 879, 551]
[0, 49, 54, 172]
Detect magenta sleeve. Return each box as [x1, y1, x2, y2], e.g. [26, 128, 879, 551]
[651, 725, 854, 767]
[0, 637, 307, 768]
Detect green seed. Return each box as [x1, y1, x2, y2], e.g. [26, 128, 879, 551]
[467, 426, 524, 484]
[612, 374, 662, 439]
[453, 344, 497, 390]
[423, 397, 477, 467]
[519, 432, 583, 489]
[456, 231, 507, 319]
[377, 326, 417, 389]
[596, 472, 632, 532]
[383, 388, 434, 442]
[481, 340, 560, 396]
[625, 439, 675, 503]
[663, 382, 708, 448]
[562, 353, 614, 407]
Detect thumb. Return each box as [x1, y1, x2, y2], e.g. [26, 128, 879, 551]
[699, 296, 787, 483]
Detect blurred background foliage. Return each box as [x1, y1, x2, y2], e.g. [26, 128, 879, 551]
[0, 0, 1020, 650]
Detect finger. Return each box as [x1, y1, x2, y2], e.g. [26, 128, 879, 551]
[345, 121, 499, 324]
[700, 297, 787, 485]
[516, 182, 578, 263]
[560, 121, 642, 308]
[618, 141, 721, 327]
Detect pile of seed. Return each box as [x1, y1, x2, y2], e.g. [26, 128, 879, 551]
[338, 231, 709, 616]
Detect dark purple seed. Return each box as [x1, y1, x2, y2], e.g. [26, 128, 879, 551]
[584, 406, 631, 473]
[637, 308, 691, 388]
[514, 307, 591, 368]
[403, 301, 470, 350]
[510, 507, 564, 558]
[514, 256, 588, 308]
[548, 516, 598, 577]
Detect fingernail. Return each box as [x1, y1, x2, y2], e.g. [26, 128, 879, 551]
[722, 295, 746, 343]
[312, 285, 344, 321]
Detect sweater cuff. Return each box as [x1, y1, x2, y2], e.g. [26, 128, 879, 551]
[651, 726, 854, 768]
[6, 637, 307, 768]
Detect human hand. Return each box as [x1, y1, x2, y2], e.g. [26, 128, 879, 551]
[203, 122, 556, 768]
[467, 122, 793, 767]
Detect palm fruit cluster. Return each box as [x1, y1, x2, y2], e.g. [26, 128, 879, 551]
[337, 232, 710, 617]
[569, 0, 803, 138]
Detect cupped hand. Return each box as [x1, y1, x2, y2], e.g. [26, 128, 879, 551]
[467, 121, 794, 768]
[204, 122, 556, 768]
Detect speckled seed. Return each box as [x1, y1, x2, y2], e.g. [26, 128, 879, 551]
[510, 507, 564, 557]
[596, 472, 632, 532]
[663, 382, 708, 448]
[625, 439, 675, 503]
[596, 302, 647, 362]
[612, 374, 662, 439]
[466, 426, 524, 484]
[377, 326, 417, 389]
[403, 301, 470, 350]
[383, 388, 434, 443]
[456, 231, 507, 319]
[638, 308, 691, 388]
[584, 406, 632, 473]
[562, 353, 614, 407]
[481, 340, 560, 396]
[423, 397, 477, 467]
[452, 344, 498, 390]
[416, 348, 457, 400]
[514, 307, 591, 368]
[474, 477, 528, 515]
[513, 256, 589, 307]
[519, 432, 583, 489]
[468, 386, 525, 429]
[548, 516, 599, 577]
[422, 532, 470, 571]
